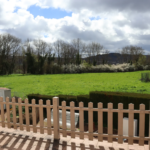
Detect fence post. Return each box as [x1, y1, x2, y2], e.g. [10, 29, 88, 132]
[128, 103, 134, 145]
[0, 97, 5, 127]
[108, 103, 113, 143]
[53, 97, 60, 140]
[88, 102, 93, 140]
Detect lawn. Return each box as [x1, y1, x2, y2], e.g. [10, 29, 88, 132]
[0, 70, 150, 99]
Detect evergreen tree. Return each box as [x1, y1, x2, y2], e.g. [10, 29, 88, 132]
[76, 52, 81, 65]
[93, 60, 97, 66]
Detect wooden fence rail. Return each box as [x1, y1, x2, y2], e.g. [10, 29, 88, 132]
[0, 96, 150, 147]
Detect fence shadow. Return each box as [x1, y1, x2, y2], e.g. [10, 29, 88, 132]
[0, 130, 129, 150]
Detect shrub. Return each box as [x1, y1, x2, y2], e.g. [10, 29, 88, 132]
[117, 68, 124, 72]
[51, 63, 63, 74]
[141, 72, 150, 82]
[47, 62, 150, 74]
[124, 67, 129, 72]
[144, 65, 150, 70]
[135, 64, 144, 70]
[82, 60, 92, 68]
[128, 65, 135, 71]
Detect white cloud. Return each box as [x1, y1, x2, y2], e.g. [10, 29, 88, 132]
[0, 0, 150, 54]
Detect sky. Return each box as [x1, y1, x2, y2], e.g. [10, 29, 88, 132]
[0, 0, 150, 55]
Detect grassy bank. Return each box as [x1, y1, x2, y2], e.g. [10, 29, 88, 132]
[0, 70, 150, 99]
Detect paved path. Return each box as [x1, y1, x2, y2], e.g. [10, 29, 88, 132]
[0, 126, 149, 150]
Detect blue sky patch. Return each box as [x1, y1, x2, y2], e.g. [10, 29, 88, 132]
[90, 16, 101, 20]
[44, 34, 48, 38]
[27, 5, 72, 19]
[13, 7, 21, 13]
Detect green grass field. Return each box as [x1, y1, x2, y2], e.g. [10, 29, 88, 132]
[0, 70, 150, 99]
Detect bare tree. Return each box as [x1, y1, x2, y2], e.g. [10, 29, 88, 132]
[20, 46, 27, 74]
[0, 33, 21, 75]
[121, 46, 130, 63]
[61, 42, 70, 65]
[93, 42, 103, 65]
[71, 38, 84, 65]
[84, 42, 103, 65]
[61, 42, 78, 65]
[33, 39, 48, 74]
[71, 38, 83, 54]
[33, 39, 48, 58]
[114, 49, 123, 64]
[46, 43, 55, 74]
[53, 39, 64, 66]
[121, 45, 145, 65]
[85, 43, 93, 64]
[101, 49, 110, 65]
[130, 46, 145, 64]
[23, 39, 36, 74]
[69, 44, 78, 64]
[90, 42, 97, 65]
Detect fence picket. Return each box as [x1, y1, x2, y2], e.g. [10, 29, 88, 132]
[46, 100, 51, 135]
[12, 97, 17, 129]
[6, 97, 10, 128]
[70, 101, 75, 138]
[139, 104, 145, 146]
[118, 103, 123, 144]
[25, 98, 30, 131]
[18, 98, 23, 130]
[98, 102, 103, 141]
[88, 102, 93, 140]
[62, 101, 67, 137]
[32, 99, 37, 133]
[39, 99, 44, 134]
[53, 97, 60, 139]
[79, 102, 84, 139]
[128, 103, 134, 145]
[0, 97, 5, 127]
[108, 103, 113, 143]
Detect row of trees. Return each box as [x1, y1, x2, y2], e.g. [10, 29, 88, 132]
[0, 33, 150, 75]
[116, 45, 148, 66]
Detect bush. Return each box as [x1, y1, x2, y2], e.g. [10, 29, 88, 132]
[141, 72, 150, 82]
[135, 64, 144, 70]
[144, 65, 150, 70]
[82, 60, 92, 68]
[124, 67, 129, 72]
[51, 63, 63, 74]
[128, 65, 135, 71]
[14, 69, 23, 74]
[117, 68, 124, 72]
[47, 62, 150, 74]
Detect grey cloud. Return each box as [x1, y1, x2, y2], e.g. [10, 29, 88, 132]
[139, 34, 150, 40]
[67, 0, 150, 13]
[131, 33, 150, 41]
[128, 13, 150, 29]
[57, 24, 131, 52]
[3, 27, 35, 42]
[58, 24, 106, 43]
[101, 38, 130, 52]
[114, 20, 128, 27]
[114, 28, 125, 37]
[82, 20, 91, 27]
[2, 17, 50, 42]
[114, 13, 150, 30]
